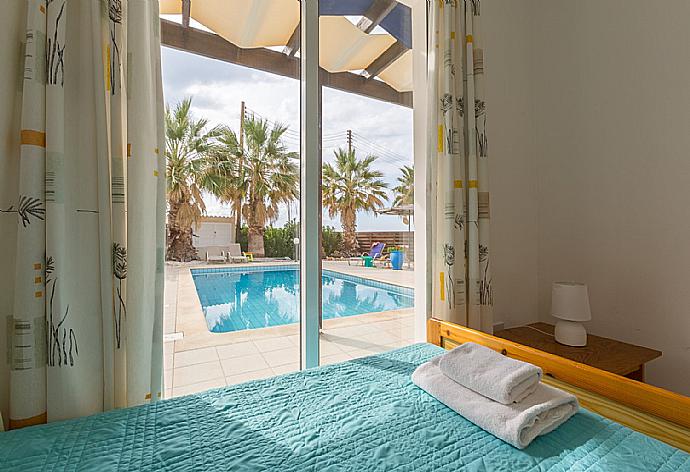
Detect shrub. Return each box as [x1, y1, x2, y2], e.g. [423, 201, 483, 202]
[237, 226, 249, 252]
[237, 221, 342, 259]
[264, 220, 298, 258]
[322, 226, 342, 257]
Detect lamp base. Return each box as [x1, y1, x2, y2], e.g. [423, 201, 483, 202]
[554, 320, 587, 347]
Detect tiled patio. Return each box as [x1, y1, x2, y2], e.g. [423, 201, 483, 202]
[163, 260, 416, 398]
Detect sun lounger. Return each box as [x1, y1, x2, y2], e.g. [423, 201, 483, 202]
[227, 243, 249, 263]
[206, 246, 227, 263]
[348, 242, 385, 266]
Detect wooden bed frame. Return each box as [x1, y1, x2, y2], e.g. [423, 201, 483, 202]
[427, 318, 690, 453]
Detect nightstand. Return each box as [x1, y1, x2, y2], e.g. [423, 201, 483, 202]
[495, 322, 662, 382]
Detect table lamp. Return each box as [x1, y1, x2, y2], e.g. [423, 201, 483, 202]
[551, 282, 591, 346]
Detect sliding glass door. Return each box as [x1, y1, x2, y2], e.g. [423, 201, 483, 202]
[315, 0, 418, 363]
[159, 0, 426, 389]
[160, 1, 303, 396]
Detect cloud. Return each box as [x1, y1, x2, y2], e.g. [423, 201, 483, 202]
[162, 47, 413, 231]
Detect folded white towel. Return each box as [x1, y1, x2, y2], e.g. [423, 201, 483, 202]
[413, 357, 579, 449]
[439, 342, 543, 404]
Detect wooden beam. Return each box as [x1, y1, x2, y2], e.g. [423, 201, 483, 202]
[318, 68, 412, 108]
[283, 22, 300, 57]
[363, 40, 407, 79]
[181, 0, 191, 28]
[286, 0, 398, 60]
[357, 0, 398, 33]
[160, 19, 412, 108]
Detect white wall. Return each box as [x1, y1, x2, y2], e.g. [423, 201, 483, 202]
[193, 221, 235, 250]
[530, 0, 690, 395]
[482, 0, 690, 395]
[483, 0, 540, 330]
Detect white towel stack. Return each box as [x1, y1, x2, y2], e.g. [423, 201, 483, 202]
[439, 342, 543, 404]
[412, 343, 579, 449]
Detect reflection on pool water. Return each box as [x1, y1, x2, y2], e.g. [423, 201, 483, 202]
[191, 267, 414, 333]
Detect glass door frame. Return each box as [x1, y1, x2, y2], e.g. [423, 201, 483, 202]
[299, 0, 321, 369]
[299, 0, 429, 369]
[411, 0, 430, 342]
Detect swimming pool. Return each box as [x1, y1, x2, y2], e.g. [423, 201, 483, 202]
[191, 265, 414, 333]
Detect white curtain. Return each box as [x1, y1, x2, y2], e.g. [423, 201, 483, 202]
[0, 0, 165, 429]
[430, 0, 493, 332]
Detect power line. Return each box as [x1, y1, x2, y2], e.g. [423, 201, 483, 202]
[243, 107, 300, 137]
[238, 104, 410, 167]
[322, 137, 344, 144]
[353, 145, 410, 167]
[351, 131, 409, 161]
[350, 140, 410, 166]
[245, 107, 346, 142]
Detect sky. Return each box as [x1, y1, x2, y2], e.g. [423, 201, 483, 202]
[161, 46, 413, 231]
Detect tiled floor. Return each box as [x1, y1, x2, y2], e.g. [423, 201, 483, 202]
[164, 261, 416, 398]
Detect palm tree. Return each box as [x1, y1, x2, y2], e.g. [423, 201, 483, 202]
[392, 165, 414, 224]
[165, 98, 222, 261]
[213, 116, 299, 258]
[207, 125, 246, 242]
[393, 165, 414, 206]
[322, 149, 388, 255]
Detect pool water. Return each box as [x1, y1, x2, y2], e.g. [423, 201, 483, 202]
[191, 266, 414, 333]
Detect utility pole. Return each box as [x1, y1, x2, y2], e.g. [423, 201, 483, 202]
[235, 101, 245, 244]
[347, 129, 353, 153]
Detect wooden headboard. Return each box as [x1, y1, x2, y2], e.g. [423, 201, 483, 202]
[427, 318, 690, 452]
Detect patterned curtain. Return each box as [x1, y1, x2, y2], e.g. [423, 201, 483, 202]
[429, 0, 493, 332]
[0, 0, 165, 429]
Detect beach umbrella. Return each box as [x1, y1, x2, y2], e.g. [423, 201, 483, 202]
[377, 203, 414, 261]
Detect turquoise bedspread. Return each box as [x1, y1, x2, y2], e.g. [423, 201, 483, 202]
[1, 343, 689, 471]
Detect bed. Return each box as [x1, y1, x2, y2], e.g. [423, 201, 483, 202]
[1, 324, 689, 471]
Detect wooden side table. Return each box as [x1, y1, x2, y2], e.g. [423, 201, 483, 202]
[495, 322, 661, 382]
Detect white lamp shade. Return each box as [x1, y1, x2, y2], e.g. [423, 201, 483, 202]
[551, 282, 591, 322]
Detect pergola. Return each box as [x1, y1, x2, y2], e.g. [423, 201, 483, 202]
[159, 0, 413, 108]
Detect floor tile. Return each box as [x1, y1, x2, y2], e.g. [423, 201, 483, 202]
[262, 347, 300, 367]
[172, 377, 226, 397]
[360, 330, 401, 346]
[371, 320, 403, 332]
[220, 354, 269, 377]
[330, 338, 382, 353]
[320, 352, 352, 366]
[174, 346, 219, 368]
[271, 363, 299, 375]
[173, 361, 224, 388]
[216, 341, 259, 359]
[226, 369, 274, 386]
[253, 336, 293, 353]
[319, 340, 346, 356]
[348, 345, 391, 359]
[324, 324, 372, 339]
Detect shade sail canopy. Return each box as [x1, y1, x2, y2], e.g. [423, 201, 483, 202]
[377, 49, 412, 93]
[159, 0, 413, 95]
